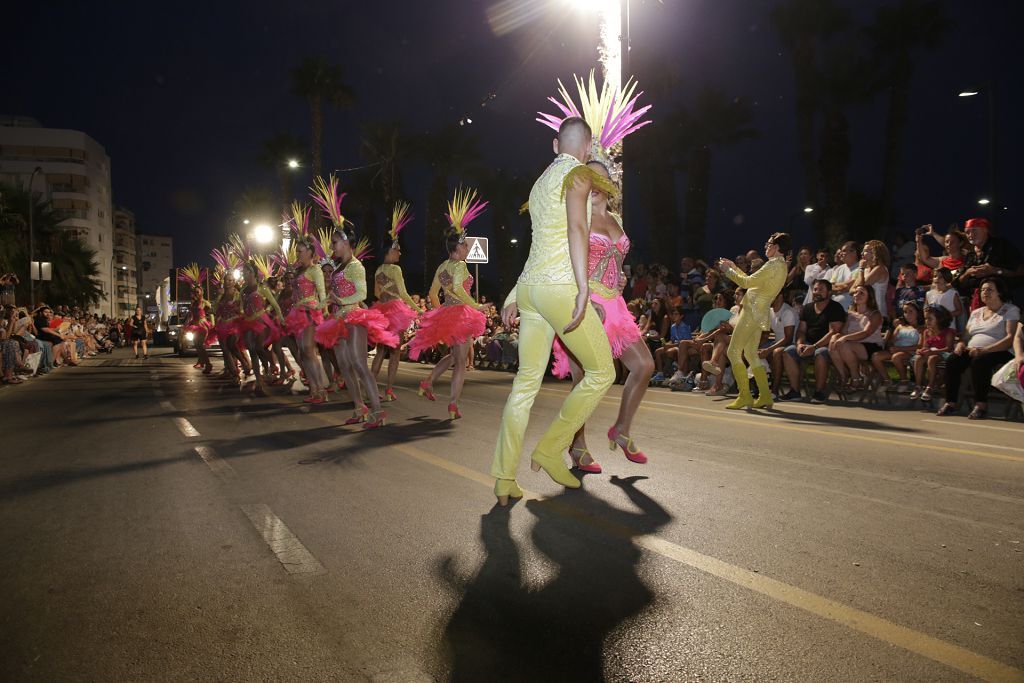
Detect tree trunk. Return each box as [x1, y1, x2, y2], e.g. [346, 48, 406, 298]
[423, 174, 448, 291]
[879, 72, 910, 228]
[310, 95, 323, 179]
[819, 106, 850, 247]
[683, 146, 711, 259]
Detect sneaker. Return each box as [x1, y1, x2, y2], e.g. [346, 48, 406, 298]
[651, 372, 666, 383]
[779, 389, 802, 401]
[810, 390, 827, 404]
[669, 370, 686, 383]
[701, 360, 722, 376]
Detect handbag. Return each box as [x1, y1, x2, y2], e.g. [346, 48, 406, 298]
[991, 359, 1024, 403]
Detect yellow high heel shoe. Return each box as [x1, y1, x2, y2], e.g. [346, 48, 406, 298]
[530, 452, 581, 489]
[494, 479, 524, 506]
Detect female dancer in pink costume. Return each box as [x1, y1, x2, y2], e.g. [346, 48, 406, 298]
[312, 175, 397, 428]
[238, 258, 284, 397]
[177, 263, 216, 375]
[408, 187, 489, 420]
[371, 201, 423, 402]
[550, 161, 653, 470]
[538, 69, 654, 471]
[283, 235, 329, 404]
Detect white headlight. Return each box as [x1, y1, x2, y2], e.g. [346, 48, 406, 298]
[185, 331, 195, 341]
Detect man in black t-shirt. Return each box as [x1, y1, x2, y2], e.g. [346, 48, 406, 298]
[779, 279, 847, 403]
[955, 217, 1022, 303]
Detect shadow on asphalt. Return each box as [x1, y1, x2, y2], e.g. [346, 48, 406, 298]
[758, 408, 919, 433]
[435, 476, 670, 681]
[0, 454, 192, 498]
[291, 416, 458, 465]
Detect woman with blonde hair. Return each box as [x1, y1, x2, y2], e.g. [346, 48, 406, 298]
[854, 239, 890, 319]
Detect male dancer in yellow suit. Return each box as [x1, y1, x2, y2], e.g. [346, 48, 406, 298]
[491, 117, 617, 505]
[716, 232, 791, 410]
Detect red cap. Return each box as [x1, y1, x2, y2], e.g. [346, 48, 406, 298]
[965, 217, 990, 229]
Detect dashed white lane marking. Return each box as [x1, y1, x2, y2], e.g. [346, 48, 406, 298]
[240, 504, 325, 575]
[160, 400, 176, 411]
[174, 417, 200, 438]
[194, 446, 235, 481]
[921, 419, 1024, 435]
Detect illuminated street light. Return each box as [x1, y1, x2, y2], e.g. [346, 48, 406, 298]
[510, 238, 518, 244]
[242, 218, 251, 225]
[958, 91, 979, 97]
[803, 207, 814, 213]
[287, 159, 300, 169]
[978, 198, 990, 205]
[253, 223, 275, 244]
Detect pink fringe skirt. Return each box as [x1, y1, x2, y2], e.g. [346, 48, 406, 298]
[551, 293, 642, 378]
[345, 308, 399, 348]
[371, 299, 419, 336]
[314, 315, 349, 348]
[407, 304, 486, 360]
[284, 307, 324, 337]
[185, 319, 216, 347]
[238, 314, 282, 345]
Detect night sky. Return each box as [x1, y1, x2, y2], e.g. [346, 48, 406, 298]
[3, 0, 1018, 282]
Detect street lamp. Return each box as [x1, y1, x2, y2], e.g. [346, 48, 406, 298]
[803, 207, 814, 213]
[242, 218, 251, 225]
[957, 84, 996, 221]
[252, 223, 275, 245]
[510, 238, 518, 244]
[287, 159, 300, 169]
[26, 166, 43, 308]
[978, 198, 991, 205]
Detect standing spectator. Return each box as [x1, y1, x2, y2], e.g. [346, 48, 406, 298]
[829, 241, 861, 309]
[937, 278, 1019, 419]
[853, 240, 890, 320]
[829, 285, 884, 389]
[1, 305, 25, 384]
[781, 279, 847, 402]
[0, 273, 19, 307]
[955, 218, 1023, 308]
[802, 248, 831, 304]
[762, 291, 798, 398]
[915, 224, 967, 286]
[893, 263, 927, 313]
[129, 306, 150, 359]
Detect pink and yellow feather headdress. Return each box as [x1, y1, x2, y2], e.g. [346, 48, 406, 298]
[446, 187, 488, 242]
[389, 201, 413, 248]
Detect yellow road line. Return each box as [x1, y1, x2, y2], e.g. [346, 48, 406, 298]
[260, 390, 1024, 683]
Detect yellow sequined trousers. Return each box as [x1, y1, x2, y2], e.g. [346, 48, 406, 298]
[491, 284, 614, 480]
[726, 307, 767, 397]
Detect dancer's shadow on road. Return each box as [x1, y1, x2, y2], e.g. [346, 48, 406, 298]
[436, 476, 670, 682]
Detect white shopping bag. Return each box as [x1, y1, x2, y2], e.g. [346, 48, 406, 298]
[23, 351, 41, 375]
[991, 359, 1024, 403]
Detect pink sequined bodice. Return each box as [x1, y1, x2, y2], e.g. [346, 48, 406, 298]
[331, 268, 356, 298]
[588, 232, 630, 293]
[463, 275, 473, 295]
[243, 288, 264, 316]
[219, 296, 240, 319]
[296, 275, 315, 300]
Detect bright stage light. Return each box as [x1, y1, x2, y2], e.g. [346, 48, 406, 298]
[232, 269, 242, 281]
[978, 198, 990, 205]
[287, 159, 300, 169]
[253, 224, 275, 244]
[242, 218, 250, 225]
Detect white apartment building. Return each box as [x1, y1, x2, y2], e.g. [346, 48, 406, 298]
[112, 207, 139, 317]
[0, 116, 115, 314]
[136, 233, 173, 304]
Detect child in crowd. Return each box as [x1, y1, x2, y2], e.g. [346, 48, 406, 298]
[893, 263, 926, 313]
[910, 305, 955, 401]
[870, 301, 922, 392]
[925, 267, 962, 328]
[653, 306, 692, 383]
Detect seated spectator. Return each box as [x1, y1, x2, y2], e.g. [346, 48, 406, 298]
[829, 241, 861, 309]
[679, 256, 705, 288]
[829, 285, 884, 389]
[955, 218, 1023, 309]
[925, 267, 963, 328]
[652, 305, 692, 382]
[802, 248, 831, 305]
[937, 278, 1019, 419]
[910, 305, 955, 401]
[781, 279, 847, 403]
[693, 269, 723, 316]
[893, 263, 927, 313]
[762, 291, 798, 398]
[915, 223, 967, 287]
[701, 289, 743, 396]
[644, 298, 670, 356]
[853, 240, 890, 320]
[871, 300, 922, 393]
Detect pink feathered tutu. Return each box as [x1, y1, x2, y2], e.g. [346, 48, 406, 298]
[551, 294, 642, 378]
[185, 319, 217, 347]
[214, 318, 241, 340]
[371, 299, 419, 335]
[284, 307, 324, 337]
[345, 307, 399, 348]
[239, 314, 282, 345]
[408, 304, 486, 360]
[314, 315, 349, 348]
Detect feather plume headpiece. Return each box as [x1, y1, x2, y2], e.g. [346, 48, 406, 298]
[176, 263, 205, 290]
[445, 187, 488, 242]
[315, 226, 334, 266]
[249, 254, 272, 282]
[537, 70, 652, 181]
[352, 236, 372, 262]
[227, 234, 251, 263]
[311, 174, 352, 240]
[285, 201, 313, 241]
[388, 201, 412, 247]
[211, 245, 242, 285]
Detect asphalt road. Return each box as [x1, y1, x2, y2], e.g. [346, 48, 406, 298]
[1, 347, 1022, 682]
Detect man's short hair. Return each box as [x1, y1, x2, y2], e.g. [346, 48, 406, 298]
[769, 232, 792, 257]
[812, 278, 833, 292]
[557, 116, 591, 146]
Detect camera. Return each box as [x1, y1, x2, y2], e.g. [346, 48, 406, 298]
[915, 225, 931, 236]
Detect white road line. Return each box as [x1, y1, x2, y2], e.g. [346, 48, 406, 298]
[159, 400, 176, 412]
[174, 417, 200, 437]
[921, 419, 1024, 435]
[240, 504, 325, 575]
[194, 446, 235, 481]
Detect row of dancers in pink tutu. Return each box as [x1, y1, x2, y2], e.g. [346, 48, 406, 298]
[176, 177, 492, 428]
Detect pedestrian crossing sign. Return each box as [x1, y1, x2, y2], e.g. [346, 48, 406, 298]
[466, 236, 489, 264]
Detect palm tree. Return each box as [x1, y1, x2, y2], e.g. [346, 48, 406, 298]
[257, 133, 307, 210]
[360, 122, 408, 212]
[413, 124, 482, 289]
[289, 56, 355, 177]
[865, 0, 950, 226]
[677, 87, 758, 259]
[771, 0, 851, 225]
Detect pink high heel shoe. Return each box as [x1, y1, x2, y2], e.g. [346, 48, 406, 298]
[418, 380, 436, 401]
[345, 404, 370, 425]
[607, 426, 648, 464]
[569, 446, 602, 474]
